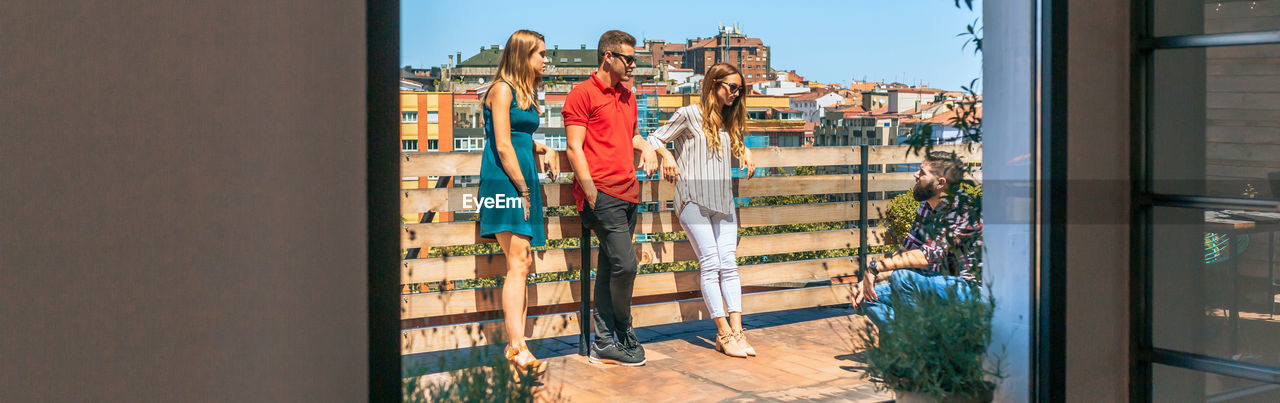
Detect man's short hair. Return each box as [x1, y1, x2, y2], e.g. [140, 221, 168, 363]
[597, 30, 636, 62]
[925, 151, 965, 190]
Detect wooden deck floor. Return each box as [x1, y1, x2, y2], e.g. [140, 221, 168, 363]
[409, 305, 892, 402]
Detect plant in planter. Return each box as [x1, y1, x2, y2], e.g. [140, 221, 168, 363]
[856, 280, 1001, 402]
[853, 2, 1000, 398]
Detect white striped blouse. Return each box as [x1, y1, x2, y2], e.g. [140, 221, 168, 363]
[647, 104, 738, 217]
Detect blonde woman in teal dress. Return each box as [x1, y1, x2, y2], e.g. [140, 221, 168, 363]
[478, 29, 558, 376]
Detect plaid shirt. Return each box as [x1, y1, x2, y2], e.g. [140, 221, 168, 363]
[901, 197, 984, 281]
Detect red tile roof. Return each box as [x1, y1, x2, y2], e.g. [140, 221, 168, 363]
[792, 90, 834, 101]
[899, 103, 983, 125]
[887, 88, 944, 94]
[690, 38, 717, 48]
[923, 104, 983, 124]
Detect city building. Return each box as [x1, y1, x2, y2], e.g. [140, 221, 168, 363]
[400, 91, 454, 223]
[899, 101, 982, 146]
[400, 78, 424, 92]
[639, 40, 686, 69]
[790, 90, 845, 123]
[665, 67, 695, 84]
[860, 89, 889, 110]
[754, 78, 810, 96]
[640, 24, 771, 85]
[452, 45, 660, 89]
[886, 88, 945, 114]
[654, 93, 811, 147]
[815, 106, 899, 148]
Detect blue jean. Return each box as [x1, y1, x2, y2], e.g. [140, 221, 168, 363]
[859, 268, 977, 329]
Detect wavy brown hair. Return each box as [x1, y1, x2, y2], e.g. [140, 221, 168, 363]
[698, 63, 747, 159]
[490, 30, 544, 113]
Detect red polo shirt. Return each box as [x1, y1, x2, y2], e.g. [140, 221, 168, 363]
[562, 74, 639, 211]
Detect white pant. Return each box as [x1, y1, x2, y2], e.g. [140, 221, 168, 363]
[678, 204, 742, 319]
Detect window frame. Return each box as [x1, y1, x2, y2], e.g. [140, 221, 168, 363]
[1129, 0, 1280, 400]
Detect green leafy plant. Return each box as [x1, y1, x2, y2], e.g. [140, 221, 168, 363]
[857, 281, 1001, 401]
[402, 339, 565, 402]
[853, 1, 999, 399]
[884, 193, 921, 247]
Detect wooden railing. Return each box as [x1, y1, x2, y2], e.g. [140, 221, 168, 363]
[399, 144, 981, 355]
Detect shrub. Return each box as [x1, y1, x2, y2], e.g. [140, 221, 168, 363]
[857, 281, 1001, 400]
[403, 342, 565, 402]
[884, 193, 920, 247]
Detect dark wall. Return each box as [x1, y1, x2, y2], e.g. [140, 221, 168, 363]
[1, 2, 369, 401]
[1065, 0, 1132, 399]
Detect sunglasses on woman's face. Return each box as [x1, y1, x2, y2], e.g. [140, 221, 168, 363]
[720, 82, 741, 94]
[609, 51, 636, 66]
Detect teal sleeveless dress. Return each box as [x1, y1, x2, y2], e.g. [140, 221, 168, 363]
[478, 82, 546, 247]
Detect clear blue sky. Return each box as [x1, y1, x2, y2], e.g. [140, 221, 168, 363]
[402, 0, 982, 92]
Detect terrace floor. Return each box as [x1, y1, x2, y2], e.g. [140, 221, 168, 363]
[412, 306, 893, 402]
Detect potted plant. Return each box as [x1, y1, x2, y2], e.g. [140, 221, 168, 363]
[856, 280, 1001, 402]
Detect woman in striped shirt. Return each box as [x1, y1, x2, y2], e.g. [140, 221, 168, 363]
[648, 63, 757, 358]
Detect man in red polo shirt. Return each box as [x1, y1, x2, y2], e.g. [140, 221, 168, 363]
[563, 29, 658, 366]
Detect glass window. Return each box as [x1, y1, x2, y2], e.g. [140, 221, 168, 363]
[426, 111, 438, 124]
[401, 111, 417, 123]
[1141, 2, 1280, 399]
[454, 138, 484, 152]
[1150, 45, 1280, 198]
[1154, 363, 1279, 402]
[1155, 0, 1280, 36]
[401, 139, 417, 151]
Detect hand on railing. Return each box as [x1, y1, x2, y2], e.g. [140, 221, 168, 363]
[660, 157, 680, 182]
[537, 144, 560, 180]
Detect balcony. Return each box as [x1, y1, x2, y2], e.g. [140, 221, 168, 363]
[399, 144, 982, 400]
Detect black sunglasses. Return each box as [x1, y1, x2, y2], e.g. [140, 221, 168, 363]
[608, 51, 637, 66]
[719, 82, 741, 94]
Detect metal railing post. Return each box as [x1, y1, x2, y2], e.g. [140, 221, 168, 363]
[859, 145, 869, 277]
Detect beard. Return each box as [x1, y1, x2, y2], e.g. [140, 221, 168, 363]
[912, 179, 938, 202]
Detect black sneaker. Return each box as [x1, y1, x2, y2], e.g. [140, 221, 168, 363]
[588, 340, 644, 366]
[618, 328, 647, 364]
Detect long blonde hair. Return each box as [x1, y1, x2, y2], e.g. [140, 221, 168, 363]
[490, 30, 543, 112]
[698, 63, 747, 159]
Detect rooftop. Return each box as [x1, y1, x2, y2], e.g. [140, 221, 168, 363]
[887, 88, 944, 94]
[793, 90, 837, 101]
[458, 47, 655, 69]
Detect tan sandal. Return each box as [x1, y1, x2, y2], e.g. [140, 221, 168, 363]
[504, 343, 548, 376]
[735, 331, 756, 357]
[715, 331, 748, 358]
